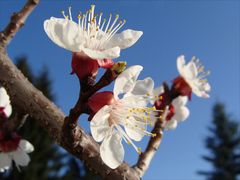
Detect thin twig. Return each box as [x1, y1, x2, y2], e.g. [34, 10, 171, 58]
[134, 120, 164, 177]
[134, 83, 173, 177]
[0, 0, 40, 48]
[62, 68, 119, 158]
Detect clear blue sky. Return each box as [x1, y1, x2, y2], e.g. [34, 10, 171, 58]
[0, 0, 239, 179]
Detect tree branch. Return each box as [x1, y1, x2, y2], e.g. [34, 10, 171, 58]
[0, 1, 140, 179]
[0, 47, 140, 180]
[0, 0, 40, 47]
[134, 120, 164, 177]
[61, 67, 121, 177]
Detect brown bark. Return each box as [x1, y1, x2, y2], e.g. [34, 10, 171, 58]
[0, 0, 166, 179]
[134, 119, 164, 177]
[0, 0, 40, 47]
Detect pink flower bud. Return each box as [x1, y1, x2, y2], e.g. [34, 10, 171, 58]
[71, 53, 99, 80]
[71, 53, 114, 80]
[88, 91, 115, 114]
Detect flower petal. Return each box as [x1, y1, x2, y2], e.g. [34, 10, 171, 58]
[125, 117, 145, 141]
[90, 105, 111, 142]
[184, 61, 198, 80]
[0, 153, 11, 170]
[114, 65, 143, 99]
[0, 87, 10, 107]
[153, 86, 164, 97]
[165, 120, 178, 130]
[100, 131, 124, 169]
[204, 82, 211, 92]
[172, 96, 188, 107]
[3, 104, 12, 118]
[82, 46, 120, 60]
[177, 55, 186, 77]
[192, 82, 210, 98]
[173, 106, 190, 121]
[44, 18, 83, 52]
[106, 29, 143, 49]
[19, 140, 34, 153]
[12, 149, 30, 167]
[130, 77, 154, 96]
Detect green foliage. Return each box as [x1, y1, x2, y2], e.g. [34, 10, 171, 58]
[0, 56, 99, 180]
[198, 102, 240, 180]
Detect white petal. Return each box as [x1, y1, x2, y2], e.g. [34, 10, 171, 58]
[114, 65, 143, 99]
[100, 131, 124, 169]
[0, 87, 10, 107]
[192, 84, 210, 98]
[12, 149, 30, 167]
[124, 117, 145, 141]
[153, 86, 164, 97]
[172, 96, 188, 106]
[177, 55, 186, 77]
[3, 104, 12, 118]
[165, 120, 178, 130]
[19, 140, 34, 153]
[44, 18, 84, 52]
[90, 105, 111, 142]
[204, 82, 211, 92]
[82, 46, 120, 60]
[184, 61, 198, 79]
[173, 106, 190, 121]
[0, 153, 12, 170]
[106, 29, 143, 49]
[130, 77, 154, 96]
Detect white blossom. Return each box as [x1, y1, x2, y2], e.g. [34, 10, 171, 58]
[90, 66, 158, 169]
[44, 5, 143, 60]
[177, 55, 211, 98]
[0, 140, 34, 172]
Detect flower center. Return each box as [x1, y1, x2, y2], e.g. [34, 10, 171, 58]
[62, 5, 126, 50]
[109, 97, 162, 154]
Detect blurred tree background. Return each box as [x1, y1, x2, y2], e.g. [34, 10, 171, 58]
[198, 102, 240, 180]
[0, 56, 99, 180]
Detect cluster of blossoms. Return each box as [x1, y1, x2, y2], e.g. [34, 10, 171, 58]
[0, 87, 34, 172]
[44, 5, 211, 169]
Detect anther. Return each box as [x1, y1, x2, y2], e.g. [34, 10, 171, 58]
[137, 148, 142, 154]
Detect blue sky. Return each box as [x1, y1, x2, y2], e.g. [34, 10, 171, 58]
[0, 0, 239, 179]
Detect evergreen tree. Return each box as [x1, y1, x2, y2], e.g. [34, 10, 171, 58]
[0, 56, 97, 180]
[198, 102, 240, 180]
